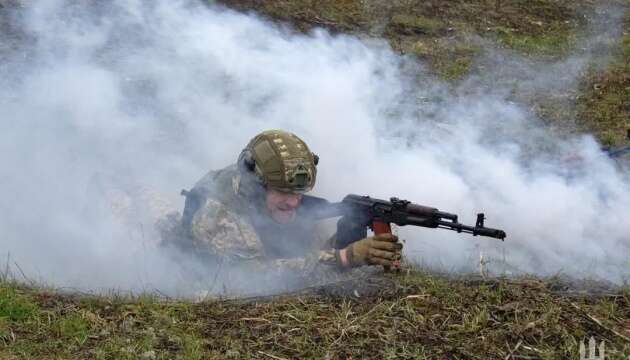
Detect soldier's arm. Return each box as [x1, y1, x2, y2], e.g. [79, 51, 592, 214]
[190, 199, 343, 279]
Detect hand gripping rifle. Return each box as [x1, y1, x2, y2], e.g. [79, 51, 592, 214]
[304, 194, 506, 249]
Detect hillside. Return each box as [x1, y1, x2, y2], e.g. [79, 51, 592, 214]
[217, 0, 630, 146]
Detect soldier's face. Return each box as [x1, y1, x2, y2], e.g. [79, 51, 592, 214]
[265, 188, 303, 224]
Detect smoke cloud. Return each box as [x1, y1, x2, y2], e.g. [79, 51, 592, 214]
[0, 0, 628, 295]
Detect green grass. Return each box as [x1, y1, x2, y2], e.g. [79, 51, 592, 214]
[216, 0, 365, 32]
[217, 0, 630, 147]
[0, 284, 38, 322]
[55, 313, 89, 345]
[2, 271, 629, 359]
[389, 14, 447, 35]
[3, 0, 630, 357]
[577, 13, 630, 146]
[495, 25, 576, 56]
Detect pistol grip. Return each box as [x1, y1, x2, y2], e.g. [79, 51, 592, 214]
[372, 220, 391, 235]
[372, 220, 399, 272]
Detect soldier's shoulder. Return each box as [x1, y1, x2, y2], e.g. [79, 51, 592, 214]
[190, 197, 264, 260]
[193, 164, 239, 195]
[182, 163, 242, 228]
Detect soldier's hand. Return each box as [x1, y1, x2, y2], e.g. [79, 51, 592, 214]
[339, 234, 402, 268]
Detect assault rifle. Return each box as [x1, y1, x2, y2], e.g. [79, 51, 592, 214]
[303, 194, 506, 249]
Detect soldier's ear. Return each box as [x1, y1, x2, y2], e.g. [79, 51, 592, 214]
[238, 149, 256, 172]
[312, 153, 319, 166]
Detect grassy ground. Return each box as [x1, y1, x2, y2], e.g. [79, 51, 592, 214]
[218, 0, 584, 76]
[577, 11, 630, 146]
[3, 1, 630, 358]
[2, 271, 629, 359]
[217, 0, 630, 146]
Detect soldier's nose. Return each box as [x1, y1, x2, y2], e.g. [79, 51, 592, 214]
[285, 194, 301, 207]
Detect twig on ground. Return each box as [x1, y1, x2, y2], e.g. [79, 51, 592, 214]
[404, 294, 430, 300]
[283, 312, 303, 323]
[239, 317, 271, 323]
[569, 302, 630, 343]
[505, 339, 523, 360]
[257, 350, 288, 360]
[522, 344, 542, 353]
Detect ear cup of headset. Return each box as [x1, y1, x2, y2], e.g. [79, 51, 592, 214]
[238, 149, 256, 173]
[236, 149, 265, 202]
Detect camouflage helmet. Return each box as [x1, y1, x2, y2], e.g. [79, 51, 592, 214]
[238, 129, 318, 193]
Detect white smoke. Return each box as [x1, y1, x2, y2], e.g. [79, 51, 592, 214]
[0, 0, 628, 295]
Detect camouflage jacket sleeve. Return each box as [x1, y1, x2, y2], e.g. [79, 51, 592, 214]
[190, 198, 342, 280]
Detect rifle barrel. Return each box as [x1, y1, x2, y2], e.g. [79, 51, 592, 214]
[436, 220, 506, 240]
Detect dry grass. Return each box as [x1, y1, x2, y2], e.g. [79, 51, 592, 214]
[2, 1, 630, 358]
[577, 12, 630, 146]
[217, 0, 587, 69]
[216, 0, 630, 145]
[2, 271, 630, 359]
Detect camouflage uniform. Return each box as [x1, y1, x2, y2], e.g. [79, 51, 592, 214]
[184, 165, 338, 271]
[172, 130, 345, 286]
